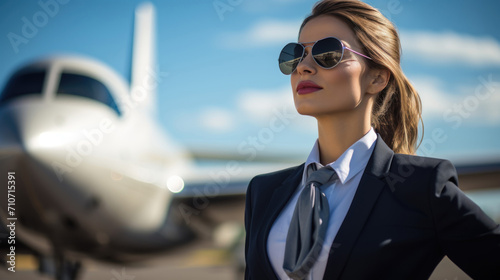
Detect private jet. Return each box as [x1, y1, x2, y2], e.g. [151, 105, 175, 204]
[0, 3, 287, 279]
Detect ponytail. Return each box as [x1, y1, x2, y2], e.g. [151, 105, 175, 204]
[372, 68, 422, 154]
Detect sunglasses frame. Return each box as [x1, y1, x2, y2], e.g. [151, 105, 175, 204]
[279, 36, 372, 75]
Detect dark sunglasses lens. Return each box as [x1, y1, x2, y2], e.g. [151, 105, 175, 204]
[279, 43, 304, 75]
[312, 37, 343, 68]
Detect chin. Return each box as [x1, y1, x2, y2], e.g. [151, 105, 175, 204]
[294, 103, 314, 116]
[295, 100, 331, 115]
[295, 105, 325, 117]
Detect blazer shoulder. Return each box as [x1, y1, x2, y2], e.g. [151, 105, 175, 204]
[245, 164, 303, 209]
[390, 153, 457, 180]
[250, 164, 303, 185]
[383, 154, 458, 207]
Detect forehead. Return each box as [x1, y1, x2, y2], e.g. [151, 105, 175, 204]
[299, 15, 358, 46]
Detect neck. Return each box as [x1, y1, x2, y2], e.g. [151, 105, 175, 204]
[316, 112, 371, 165]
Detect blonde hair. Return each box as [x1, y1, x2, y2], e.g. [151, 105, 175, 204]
[301, 0, 422, 154]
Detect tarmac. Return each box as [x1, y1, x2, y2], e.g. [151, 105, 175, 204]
[0, 238, 243, 280]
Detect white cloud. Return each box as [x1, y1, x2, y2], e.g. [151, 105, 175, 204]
[219, 19, 301, 49]
[237, 86, 294, 122]
[475, 80, 500, 123]
[198, 107, 235, 133]
[411, 76, 452, 117]
[411, 75, 500, 125]
[237, 85, 316, 131]
[194, 87, 304, 134]
[400, 31, 500, 67]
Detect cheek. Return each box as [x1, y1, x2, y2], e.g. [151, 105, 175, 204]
[324, 66, 363, 101]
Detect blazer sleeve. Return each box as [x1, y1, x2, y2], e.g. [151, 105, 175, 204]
[430, 160, 500, 279]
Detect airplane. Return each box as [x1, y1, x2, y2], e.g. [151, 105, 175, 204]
[0, 3, 291, 279]
[1, 2, 499, 280]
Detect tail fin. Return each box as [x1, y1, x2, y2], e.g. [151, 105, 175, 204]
[130, 2, 157, 116]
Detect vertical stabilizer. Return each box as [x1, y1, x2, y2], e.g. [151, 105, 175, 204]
[131, 2, 157, 115]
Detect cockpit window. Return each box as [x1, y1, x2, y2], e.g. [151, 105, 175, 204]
[0, 71, 45, 105]
[57, 73, 121, 116]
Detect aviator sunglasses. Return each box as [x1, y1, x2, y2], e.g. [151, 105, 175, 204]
[278, 36, 372, 75]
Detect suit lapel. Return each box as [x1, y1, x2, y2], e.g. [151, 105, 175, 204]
[323, 136, 394, 279]
[260, 164, 305, 279]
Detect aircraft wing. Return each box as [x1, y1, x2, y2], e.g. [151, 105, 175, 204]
[172, 161, 297, 198]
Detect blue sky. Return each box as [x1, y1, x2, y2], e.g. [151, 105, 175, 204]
[0, 0, 499, 164]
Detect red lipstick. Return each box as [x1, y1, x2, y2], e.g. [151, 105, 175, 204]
[296, 80, 323, 95]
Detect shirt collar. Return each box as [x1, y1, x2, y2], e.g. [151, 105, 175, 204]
[303, 128, 377, 185]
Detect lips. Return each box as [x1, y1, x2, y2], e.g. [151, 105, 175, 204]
[296, 80, 323, 95]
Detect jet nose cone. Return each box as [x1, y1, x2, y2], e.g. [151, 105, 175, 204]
[0, 104, 63, 160]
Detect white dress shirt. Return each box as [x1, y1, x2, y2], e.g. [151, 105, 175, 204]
[267, 128, 377, 280]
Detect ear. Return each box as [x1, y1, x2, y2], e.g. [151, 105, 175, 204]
[366, 68, 390, 95]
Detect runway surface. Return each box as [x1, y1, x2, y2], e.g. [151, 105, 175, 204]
[0, 238, 243, 280]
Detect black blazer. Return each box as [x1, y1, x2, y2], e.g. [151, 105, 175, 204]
[245, 137, 500, 280]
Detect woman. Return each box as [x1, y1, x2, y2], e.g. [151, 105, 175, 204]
[244, 0, 500, 279]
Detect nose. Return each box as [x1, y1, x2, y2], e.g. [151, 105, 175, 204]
[295, 47, 317, 75]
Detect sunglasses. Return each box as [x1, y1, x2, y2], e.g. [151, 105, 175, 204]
[278, 36, 372, 75]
